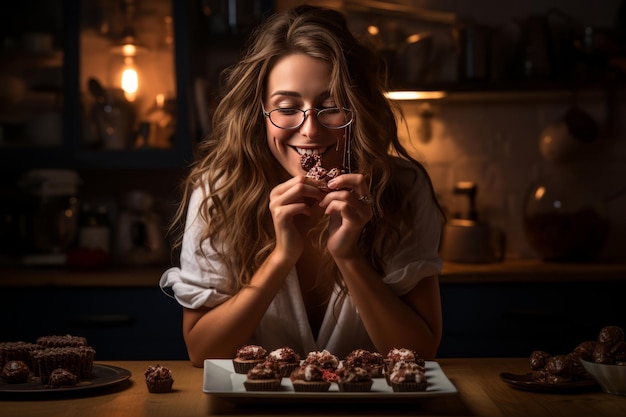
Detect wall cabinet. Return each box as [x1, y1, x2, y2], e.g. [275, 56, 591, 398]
[438, 280, 626, 358]
[0, 285, 188, 360]
[0, 0, 195, 171]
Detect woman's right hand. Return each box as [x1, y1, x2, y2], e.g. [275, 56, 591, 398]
[269, 175, 324, 259]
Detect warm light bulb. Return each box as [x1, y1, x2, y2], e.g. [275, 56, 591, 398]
[120, 57, 138, 101]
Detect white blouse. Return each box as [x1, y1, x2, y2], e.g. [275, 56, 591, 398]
[160, 158, 443, 358]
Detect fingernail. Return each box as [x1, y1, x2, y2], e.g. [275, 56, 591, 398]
[327, 179, 336, 189]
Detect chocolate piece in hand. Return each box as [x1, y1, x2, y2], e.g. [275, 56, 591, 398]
[300, 153, 320, 172]
[300, 152, 346, 191]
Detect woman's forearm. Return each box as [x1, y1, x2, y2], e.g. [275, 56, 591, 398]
[183, 250, 294, 366]
[335, 256, 442, 360]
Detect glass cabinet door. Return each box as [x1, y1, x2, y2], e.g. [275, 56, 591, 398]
[79, 0, 176, 153]
[0, 1, 64, 149]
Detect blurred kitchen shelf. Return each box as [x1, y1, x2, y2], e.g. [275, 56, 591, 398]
[0, 266, 167, 288]
[411, 80, 615, 103]
[441, 259, 626, 283]
[2, 260, 625, 288]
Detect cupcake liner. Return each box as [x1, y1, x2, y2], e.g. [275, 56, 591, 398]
[338, 380, 373, 392]
[232, 359, 262, 374]
[243, 379, 282, 391]
[391, 381, 428, 392]
[277, 363, 299, 378]
[146, 378, 174, 393]
[291, 380, 331, 392]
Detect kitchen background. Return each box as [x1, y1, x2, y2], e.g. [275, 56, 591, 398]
[1, 0, 625, 359]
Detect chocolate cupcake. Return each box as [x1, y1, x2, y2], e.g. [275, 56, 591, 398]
[31, 346, 94, 384]
[0, 341, 43, 370]
[243, 361, 282, 392]
[303, 349, 339, 371]
[232, 344, 267, 374]
[289, 364, 331, 392]
[336, 365, 373, 392]
[388, 360, 427, 392]
[344, 349, 385, 378]
[36, 334, 88, 348]
[267, 347, 300, 378]
[145, 364, 174, 393]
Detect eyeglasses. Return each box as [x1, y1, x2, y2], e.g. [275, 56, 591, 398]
[262, 104, 354, 130]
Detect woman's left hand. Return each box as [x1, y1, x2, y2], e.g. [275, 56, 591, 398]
[320, 173, 373, 259]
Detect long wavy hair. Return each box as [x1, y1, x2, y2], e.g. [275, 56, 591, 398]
[170, 5, 442, 301]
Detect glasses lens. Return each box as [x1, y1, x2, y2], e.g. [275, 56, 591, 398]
[318, 108, 353, 128]
[268, 108, 353, 129]
[269, 109, 303, 129]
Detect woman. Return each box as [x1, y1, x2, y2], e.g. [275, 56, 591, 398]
[160, 5, 444, 367]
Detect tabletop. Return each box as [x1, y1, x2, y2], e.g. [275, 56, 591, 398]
[1, 358, 624, 417]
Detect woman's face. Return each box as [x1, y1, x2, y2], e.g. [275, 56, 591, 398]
[263, 53, 346, 178]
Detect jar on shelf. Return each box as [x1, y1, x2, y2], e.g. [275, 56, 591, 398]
[523, 170, 609, 262]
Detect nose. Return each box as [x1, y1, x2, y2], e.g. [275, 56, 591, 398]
[299, 109, 323, 137]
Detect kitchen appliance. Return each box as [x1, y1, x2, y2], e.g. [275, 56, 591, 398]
[440, 182, 505, 263]
[17, 169, 81, 265]
[116, 190, 165, 265]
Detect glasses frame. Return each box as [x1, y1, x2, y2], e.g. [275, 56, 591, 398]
[261, 103, 354, 130]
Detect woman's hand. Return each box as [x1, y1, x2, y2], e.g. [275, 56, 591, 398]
[269, 175, 325, 259]
[321, 173, 373, 259]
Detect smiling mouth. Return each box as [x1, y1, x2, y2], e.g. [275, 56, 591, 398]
[293, 147, 330, 156]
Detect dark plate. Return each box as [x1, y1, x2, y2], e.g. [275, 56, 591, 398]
[0, 364, 131, 394]
[499, 372, 599, 393]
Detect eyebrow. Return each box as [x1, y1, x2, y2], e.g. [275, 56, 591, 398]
[269, 90, 332, 100]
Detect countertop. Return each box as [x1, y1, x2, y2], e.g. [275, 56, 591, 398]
[1, 259, 626, 287]
[1, 358, 624, 417]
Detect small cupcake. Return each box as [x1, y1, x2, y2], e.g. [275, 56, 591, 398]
[384, 348, 424, 385]
[303, 349, 339, 371]
[0, 341, 43, 370]
[388, 360, 427, 392]
[289, 364, 331, 392]
[36, 334, 88, 348]
[232, 344, 267, 374]
[145, 364, 174, 393]
[343, 349, 385, 378]
[1, 360, 30, 384]
[243, 361, 282, 392]
[48, 368, 78, 388]
[336, 365, 373, 392]
[267, 347, 301, 378]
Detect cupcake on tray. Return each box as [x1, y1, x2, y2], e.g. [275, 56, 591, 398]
[31, 346, 95, 384]
[232, 344, 267, 374]
[336, 365, 373, 392]
[384, 348, 425, 385]
[36, 334, 88, 348]
[289, 363, 331, 392]
[388, 360, 427, 392]
[303, 349, 339, 371]
[267, 346, 301, 378]
[243, 361, 282, 392]
[343, 349, 385, 378]
[145, 364, 174, 393]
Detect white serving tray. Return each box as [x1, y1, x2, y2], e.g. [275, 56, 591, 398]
[203, 359, 457, 400]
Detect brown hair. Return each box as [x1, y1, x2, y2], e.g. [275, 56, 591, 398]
[170, 5, 442, 299]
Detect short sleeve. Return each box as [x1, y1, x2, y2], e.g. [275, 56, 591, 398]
[159, 186, 236, 309]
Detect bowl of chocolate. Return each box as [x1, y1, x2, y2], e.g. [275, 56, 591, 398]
[580, 325, 626, 396]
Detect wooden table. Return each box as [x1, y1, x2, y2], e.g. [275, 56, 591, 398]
[1, 359, 624, 417]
